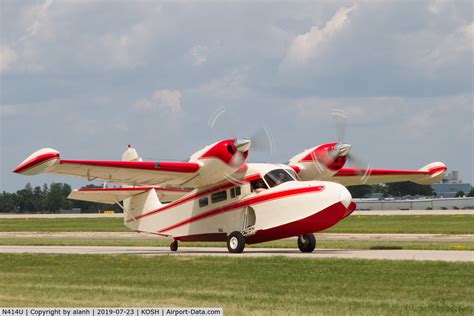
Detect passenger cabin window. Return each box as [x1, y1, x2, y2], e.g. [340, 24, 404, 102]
[264, 169, 295, 188]
[211, 190, 227, 203]
[199, 197, 208, 207]
[230, 186, 242, 198]
[251, 178, 268, 192]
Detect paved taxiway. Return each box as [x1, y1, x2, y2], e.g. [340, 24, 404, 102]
[1, 231, 472, 242]
[0, 245, 472, 262]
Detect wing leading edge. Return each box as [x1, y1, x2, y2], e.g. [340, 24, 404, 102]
[330, 162, 447, 186]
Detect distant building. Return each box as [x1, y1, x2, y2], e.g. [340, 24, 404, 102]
[442, 170, 461, 184]
[431, 170, 472, 198]
[431, 183, 471, 198]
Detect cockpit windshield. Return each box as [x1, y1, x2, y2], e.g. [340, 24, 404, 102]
[264, 169, 296, 188]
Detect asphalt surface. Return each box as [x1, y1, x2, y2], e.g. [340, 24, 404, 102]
[0, 245, 472, 262]
[1, 232, 473, 242]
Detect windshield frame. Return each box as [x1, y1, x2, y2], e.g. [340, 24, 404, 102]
[263, 169, 296, 188]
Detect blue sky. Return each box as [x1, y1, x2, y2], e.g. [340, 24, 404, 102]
[1, 0, 473, 191]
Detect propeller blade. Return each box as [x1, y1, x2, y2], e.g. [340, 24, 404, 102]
[250, 125, 275, 154]
[347, 153, 373, 183]
[332, 109, 348, 143]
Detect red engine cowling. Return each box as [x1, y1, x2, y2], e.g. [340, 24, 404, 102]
[288, 142, 349, 181]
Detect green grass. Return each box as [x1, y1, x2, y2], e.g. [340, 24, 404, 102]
[0, 254, 472, 315]
[1, 215, 473, 234]
[0, 218, 127, 232]
[326, 214, 474, 234]
[0, 237, 473, 251]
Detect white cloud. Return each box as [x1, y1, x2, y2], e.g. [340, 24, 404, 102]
[190, 45, 209, 66]
[135, 89, 182, 113]
[194, 69, 250, 98]
[428, 0, 449, 15]
[285, 5, 356, 64]
[417, 22, 474, 73]
[0, 47, 18, 72]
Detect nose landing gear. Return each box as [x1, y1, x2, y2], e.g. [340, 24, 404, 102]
[297, 234, 316, 253]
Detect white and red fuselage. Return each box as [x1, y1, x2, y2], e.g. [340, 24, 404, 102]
[123, 162, 355, 244]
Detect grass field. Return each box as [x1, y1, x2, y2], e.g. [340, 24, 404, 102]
[0, 254, 472, 315]
[0, 237, 473, 251]
[1, 215, 473, 234]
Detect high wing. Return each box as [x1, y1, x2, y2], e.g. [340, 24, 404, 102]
[330, 162, 447, 186]
[13, 148, 201, 187]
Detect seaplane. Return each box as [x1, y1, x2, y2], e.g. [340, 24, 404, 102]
[13, 128, 446, 253]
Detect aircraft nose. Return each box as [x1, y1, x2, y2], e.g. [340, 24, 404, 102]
[339, 186, 352, 208]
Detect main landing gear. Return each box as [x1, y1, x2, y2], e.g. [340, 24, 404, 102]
[170, 240, 178, 252]
[227, 231, 246, 253]
[297, 234, 316, 253]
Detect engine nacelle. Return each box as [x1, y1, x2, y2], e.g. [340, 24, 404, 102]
[288, 142, 348, 181]
[188, 139, 250, 187]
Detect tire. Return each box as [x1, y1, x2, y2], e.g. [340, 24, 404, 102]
[227, 231, 246, 253]
[297, 234, 316, 253]
[170, 240, 178, 252]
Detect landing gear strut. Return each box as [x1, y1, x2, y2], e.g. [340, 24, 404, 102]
[170, 240, 178, 252]
[227, 231, 246, 253]
[298, 234, 316, 253]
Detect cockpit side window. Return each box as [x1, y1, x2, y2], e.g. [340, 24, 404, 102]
[264, 169, 295, 188]
[285, 169, 299, 180]
[250, 178, 268, 192]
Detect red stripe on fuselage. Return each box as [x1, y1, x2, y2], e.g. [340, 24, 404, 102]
[158, 185, 325, 234]
[126, 173, 261, 222]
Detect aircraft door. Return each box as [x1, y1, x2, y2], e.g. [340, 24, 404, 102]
[242, 206, 256, 236]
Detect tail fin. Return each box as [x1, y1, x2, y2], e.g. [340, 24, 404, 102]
[122, 145, 142, 162]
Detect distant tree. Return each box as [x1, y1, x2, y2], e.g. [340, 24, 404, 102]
[32, 186, 46, 212]
[45, 183, 71, 213]
[455, 191, 465, 198]
[468, 187, 474, 197]
[348, 185, 372, 198]
[0, 191, 19, 213]
[16, 183, 35, 212]
[384, 181, 433, 197]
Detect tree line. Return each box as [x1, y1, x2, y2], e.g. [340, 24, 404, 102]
[0, 183, 119, 213]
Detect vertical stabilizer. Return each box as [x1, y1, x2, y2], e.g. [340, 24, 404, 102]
[123, 189, 162, 233]
[122, 145, 142, 162]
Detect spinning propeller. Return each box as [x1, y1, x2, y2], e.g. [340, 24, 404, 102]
[329, 109, 372, 182]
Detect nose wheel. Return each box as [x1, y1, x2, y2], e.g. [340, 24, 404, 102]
[170, 240, 178, 252]
[298, 234, 316, 253]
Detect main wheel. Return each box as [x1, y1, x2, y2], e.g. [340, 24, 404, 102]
[227, 231, 246, 253]
[297, 234, 316, 253]
[170, 240, 178, 252]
